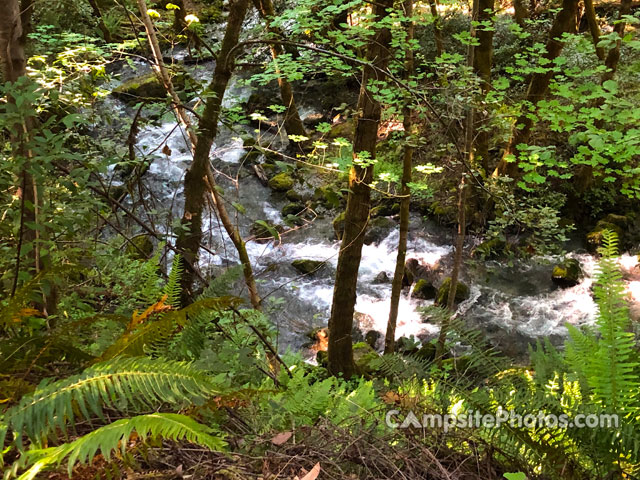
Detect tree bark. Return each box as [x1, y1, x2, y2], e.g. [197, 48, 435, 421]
[583, 0, 605, 60]
[136, 0, 257, 307]
[328, 0, 394, 378]
[428, 0, 444, 57]
[253, 0, 306, 140]
[473, 0, 494, 173]
[602, 0, 632, 82]
[385, 0, 414, 356]
[513, 0, 529, 26]
[493, 0, 579, 179]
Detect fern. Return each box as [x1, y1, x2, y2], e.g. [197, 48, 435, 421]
[1, 357, 219, 448]
[163, 254, 183, 308]
[8, 413, 225, 480]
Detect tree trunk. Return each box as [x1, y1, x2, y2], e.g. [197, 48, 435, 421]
[583, 0, 605, 60]
[428, 0, 444, 57]
[473, 0, 494, 173]
[253, 0, 306, 140]
[602, 0, 632, 82]
[87, 0, 114, 43]
[493, 0, 579, 179]
[328, 0, 394, 377]
[385, 0, 415, 356]
[513, 0, 529, 26]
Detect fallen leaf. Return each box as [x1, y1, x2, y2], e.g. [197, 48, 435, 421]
[271, 431, 293, 445]
[162, 144, 172, 156]
[300, 463, 320, 480]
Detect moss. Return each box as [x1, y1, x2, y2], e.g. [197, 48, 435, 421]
[268, 172, 294, 192]
[353, 342, 379, 375]
[473, 237, 507, 259]
[436, 277, 470, 306]
[125, 234, 154, 260]
[551, 258, 582, 288]
[292, 259, 324, 275]
[412, 279, 437, 300]
[250, 221, 280, 241]
[587, 220, 624, 251]
[285, 189, 303, 202]
[281, 203, 305, 217]
[112, 71, 188, 104]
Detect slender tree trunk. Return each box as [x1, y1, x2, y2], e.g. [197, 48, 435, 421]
[385, 0, 415, 356]
[328, 0, 394, 378]
[435, 0, 476, 364]
[253, 0, 306, 140]
[473, 0, 494, 174]
[493, 0, 579, 178]
[428, 0, 444, 57]
[137, 0, 258, 307]
[87, 0, 114, 43]
[583, 0, 605, 60]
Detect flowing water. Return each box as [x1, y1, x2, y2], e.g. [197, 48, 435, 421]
[106, 57, 640, 361]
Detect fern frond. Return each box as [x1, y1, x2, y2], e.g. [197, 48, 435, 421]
[10, 413, 226, 480]
[164, 255, 184, 308]
[200, 265, 243, 298]
[1, 357, 218, 447]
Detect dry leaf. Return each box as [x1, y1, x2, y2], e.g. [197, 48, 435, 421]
[162, 144, 172, 156]
[271, 431, 293, 446]
[300, 463, 320, 480]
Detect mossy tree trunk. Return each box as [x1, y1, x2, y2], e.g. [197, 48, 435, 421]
[253, 0, 307, 141]
[583, 0, 605, 60]
[493, 0, 579, 179]
[87, 0, 113, 43]
[385, 0, 415, 355]
[328, 0, 394, 378]
[428, 0, 444, 57]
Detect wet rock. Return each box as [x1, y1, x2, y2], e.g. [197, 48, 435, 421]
[364, 216, 395, 245]
[112, 71, 188, 104]
[373, 271, 391, 284]
[371, 202, 400, 218]
[291, 259, 324, 275]
[436, 277, 470, 306]
[125, 234, 154, 259]
[250, 220, 280, 242]
[402, 261, 415, 288]
[365, 330, 383, 350]
[353, 342, 379, 375]
[354, 312, 375, 332]
[285, 189, 303, 202]
[412, 279, 437, 300]
[551, 258, 583, 288]
[281, 202, 305, 217]
[473, 237, 507, 260]
[332, 211, 345, 240]
[268, 172, 294, 192]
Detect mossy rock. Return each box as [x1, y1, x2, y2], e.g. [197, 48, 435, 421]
[353, 342, 379, 375]
[292, 259, 324, 275]
[473, 237, 507, 260]
[250, 220, 280, 241]
[125, 234, 154, 260]
[412, 279, 437, 300]
[365, 330, 382, 349]
[371, 202, 400, 217]
[316, 349, 328, 368]
[327, 120, 355, 139]
[313, 185, 342, 209]
[268, 172, 294, 192]
[414, 342, 437, 362]
[587, 220, 624, 251]
[395, 336, 421, 355]
[281, 202, 305, 217]
[333, 211, 345, 240]
[551, 258, 583, 288]
[436, 277, 470, 306]
[285, 189, 303, 202]
[112, 72, 188, 104]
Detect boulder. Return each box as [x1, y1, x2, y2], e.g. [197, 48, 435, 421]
[285, 189, 303, 202]
[250, 220, 280, 242]
[436, 277, 470, 306]
[281, 202, 305, 217]
[364, 216, 395, 245]
[551, 258, 583, 288]
[587, 218, 624, 252]
[125, 234, 154, 259]
[373, 271, 391, 284]
[473, 237, 507, 260]
[365, 330, 382, 350]
[268, 172, 294, 192]
[353, 342, 379, 375]
[371, 202, 400, 217]
[412, 279, 437, 300]
[112, 71, 188, 104]
[291, 259, 324, 275]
